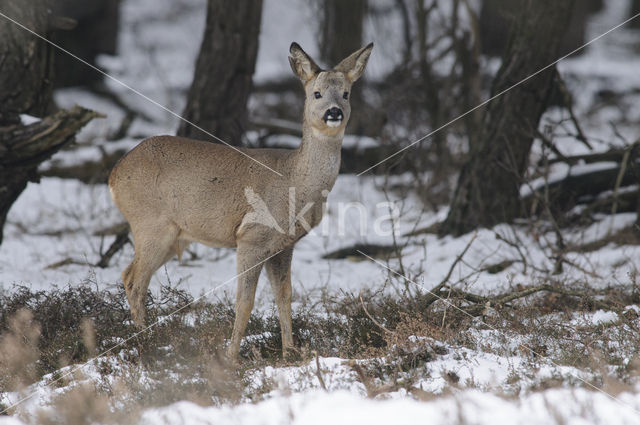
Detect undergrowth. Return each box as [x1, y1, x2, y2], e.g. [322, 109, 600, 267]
[0, 279, 638, 423]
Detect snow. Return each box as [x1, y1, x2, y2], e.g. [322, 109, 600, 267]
[19, 115, 41, 125]
[2, 0, 640, 423]
[91, 388, 640, 425]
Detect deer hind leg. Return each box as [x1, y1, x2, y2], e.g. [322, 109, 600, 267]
[265, 247, 294, 358]
[226, 244, 269, 361]
[122, 221, 179, 327]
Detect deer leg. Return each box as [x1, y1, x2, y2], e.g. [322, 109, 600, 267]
[122, 222, 178, 327]
[226, 245, 267, 360]
[265, 247, 294, 358]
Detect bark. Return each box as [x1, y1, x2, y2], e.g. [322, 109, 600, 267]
[0, 0, 55, 125]
[479, 0, 602, 57]
[319, 0, 367, 66]
[320, 0, 368, 135]
[439, 0, 574, 236]
[177, 0, 262, 145]
[51, 0, 121, 87]
[632, 0, 640, 28]
[0, 107, 101, 243]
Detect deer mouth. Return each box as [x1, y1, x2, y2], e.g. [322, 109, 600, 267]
[325, 117, 343, 127]
[323, 107, 344, 127]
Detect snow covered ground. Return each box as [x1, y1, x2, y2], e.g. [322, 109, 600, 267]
[1, 0, 640, 424]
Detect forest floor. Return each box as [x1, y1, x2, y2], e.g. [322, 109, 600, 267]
[2, 0, 640, 424]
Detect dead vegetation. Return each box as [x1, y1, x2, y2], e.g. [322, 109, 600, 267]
[0, 259, 638, 424]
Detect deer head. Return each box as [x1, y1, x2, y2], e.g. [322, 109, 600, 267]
[289, 42, 373, 137]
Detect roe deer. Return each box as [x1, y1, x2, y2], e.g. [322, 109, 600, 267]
[109, 42, 373, 360]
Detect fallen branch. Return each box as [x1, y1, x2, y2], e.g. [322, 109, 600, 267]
[444, 283, 619, 316]
[46, 257, 87, 269]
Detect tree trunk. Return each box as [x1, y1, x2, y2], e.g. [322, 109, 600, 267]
[0, 0, 55, 126]
[479, 0, 601, 57]
[176, 0, 262, 146]
[632, 0, 640, 28]
[0, 107, 101, 243]
[0, 1, 101, 243]
[320, 0, 366, 66]
[51, 0, 121, 87]
[439, 0, 574, 237]
[319, 0, 369, 135]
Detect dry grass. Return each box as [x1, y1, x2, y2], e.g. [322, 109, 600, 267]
[0, 275, 638, 423]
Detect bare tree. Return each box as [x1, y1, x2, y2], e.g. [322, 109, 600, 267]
[177, 0, 262, 145]
[0, 0, 99, 243]
[439, 0, 575, 236]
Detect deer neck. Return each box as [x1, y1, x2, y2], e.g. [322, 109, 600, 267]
[292, 120, 343, 194]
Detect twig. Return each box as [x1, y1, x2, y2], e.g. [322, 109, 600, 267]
[422, 233, 477, 307]
[493, 230, 528, 274]
[45, 257, 87, 269]
[96, 228, 130, 268]
[609, 142, 634, 233]
[441, 286, 452, 328]
[350, 361, 397, 398]
[555, 70, 593, 150]
[360, 293, 396, 335]
[448, 283, 617, 316]
[313, 351, 327, 391]
[536, 128, 569, 164]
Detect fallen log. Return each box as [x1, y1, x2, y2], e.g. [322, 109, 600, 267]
[523, 162, 640, 215]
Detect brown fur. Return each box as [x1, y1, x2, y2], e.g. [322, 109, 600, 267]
[109, 42, 373, 360]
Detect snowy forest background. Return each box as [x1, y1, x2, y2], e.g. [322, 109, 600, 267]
[1, 0, 640, 423]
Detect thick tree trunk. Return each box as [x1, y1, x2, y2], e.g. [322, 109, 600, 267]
[479, 0, 601, 57]
[51, 0, 121, 87]
[177, 0, 262, 146]
[632, 0, 640, 28]
[439, 0, 574, 237]
[320, 0, 366, 66]
[0, 0, 55, 126]
[320, 0, 369, 135]
[0, 1, 100, 243]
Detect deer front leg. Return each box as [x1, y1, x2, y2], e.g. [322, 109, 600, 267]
[227, 245, 266, 361]
[265, 247, 294, 358]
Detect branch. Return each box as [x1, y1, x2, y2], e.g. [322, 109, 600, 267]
[555, 69, 593, 150]
[313, 351, 327, 391]
[350, 361, 397, 398]
[96, 227, 130, 268]
[448, 283, 618, 316]
[0, 106, 103, 167]
[360, 293, 396, 335]
[421, 233, 477, 307]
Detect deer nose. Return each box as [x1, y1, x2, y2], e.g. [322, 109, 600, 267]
[323, 107, 343, 122]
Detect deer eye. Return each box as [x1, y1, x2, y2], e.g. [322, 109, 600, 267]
[314, 91, 322, 99]
[343, 91, 349, 100]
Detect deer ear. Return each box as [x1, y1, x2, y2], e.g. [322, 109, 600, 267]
[289, 42, 320, 82]
[334, 42, 374, 83]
